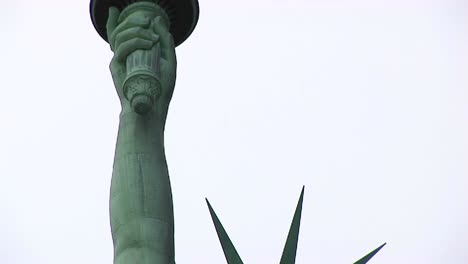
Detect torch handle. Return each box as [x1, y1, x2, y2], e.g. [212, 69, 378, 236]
[123, 42, 162, 114]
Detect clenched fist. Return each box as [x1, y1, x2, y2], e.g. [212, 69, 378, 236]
[106, 3, 176, 119]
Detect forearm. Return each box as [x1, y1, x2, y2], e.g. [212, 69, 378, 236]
[104, 3, 178, 262]
[110, 111, 175, 263]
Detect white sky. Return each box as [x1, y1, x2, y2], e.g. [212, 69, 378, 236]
[1, 0, 467, 263]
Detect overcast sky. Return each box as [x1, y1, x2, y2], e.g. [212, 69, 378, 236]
[1, 0, 467, 263]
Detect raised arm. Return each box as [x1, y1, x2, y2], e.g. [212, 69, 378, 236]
[105, 3, 177, 264]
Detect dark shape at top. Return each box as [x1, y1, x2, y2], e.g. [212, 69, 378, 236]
[353, 243, 387, 264]
[90, 0, 199, 47]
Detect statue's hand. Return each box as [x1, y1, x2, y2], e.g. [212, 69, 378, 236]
[106, 6, 177, 117]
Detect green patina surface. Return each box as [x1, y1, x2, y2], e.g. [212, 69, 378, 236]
[91, 1, 386, 263]
[106, 2, 177, 263]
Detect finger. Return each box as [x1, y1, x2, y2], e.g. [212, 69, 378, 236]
[152, 16, 176, 64]
[152, 16, 170, 46]
[106, 7, 120, 48]
[114, 38, 154, 62]
[114, 27, 159, 52]
[110, 15, 151, 48]
[162, 34, 176, 66]
[152, 15, 170, 33]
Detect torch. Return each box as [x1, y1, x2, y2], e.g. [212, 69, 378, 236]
[90, 0, 199, 114]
